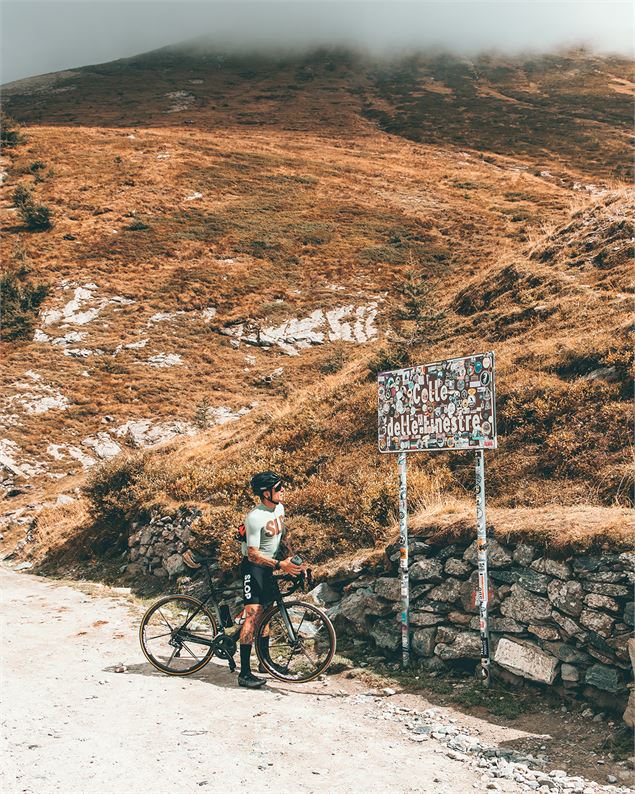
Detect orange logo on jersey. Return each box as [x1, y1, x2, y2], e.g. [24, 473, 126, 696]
[264, 516, 284, 537]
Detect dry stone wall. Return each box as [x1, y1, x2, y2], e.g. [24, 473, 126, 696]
[320, 536, 634, 715]
[124, 513, 633, 716]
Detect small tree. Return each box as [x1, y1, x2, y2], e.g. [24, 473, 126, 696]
[193, 397, 212, 429]
[0, 114, 26, 148]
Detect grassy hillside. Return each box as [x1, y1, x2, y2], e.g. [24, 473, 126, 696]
[0, 46, 632, 571]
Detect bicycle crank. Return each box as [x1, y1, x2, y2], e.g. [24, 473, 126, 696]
[211, 634, 237, 671]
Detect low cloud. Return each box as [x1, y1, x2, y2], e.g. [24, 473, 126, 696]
[2, 1, 633, 85]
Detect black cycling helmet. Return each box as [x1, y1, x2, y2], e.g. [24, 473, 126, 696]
[250, 471, 283, 497]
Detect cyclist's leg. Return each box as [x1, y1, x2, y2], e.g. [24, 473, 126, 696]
[238, 559, 267, 684]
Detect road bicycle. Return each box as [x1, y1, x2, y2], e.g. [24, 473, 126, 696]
[138, 551, 336, 683]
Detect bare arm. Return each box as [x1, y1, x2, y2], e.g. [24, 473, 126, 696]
[247, 546, 278, 568]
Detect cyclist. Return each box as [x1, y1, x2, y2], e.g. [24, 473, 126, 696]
[238, 471, 304, 689]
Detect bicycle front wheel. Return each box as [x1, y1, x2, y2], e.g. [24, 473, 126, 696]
[139, 595, 217, 676]
[256, 600, 336, 683]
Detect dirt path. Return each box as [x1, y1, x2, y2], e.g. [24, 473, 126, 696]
[0, 566, 526, 794]
[0, 566, 629, 794]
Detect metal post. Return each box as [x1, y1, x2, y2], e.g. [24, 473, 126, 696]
[475, 449, 491, 685]
[398, 452, 410, 668]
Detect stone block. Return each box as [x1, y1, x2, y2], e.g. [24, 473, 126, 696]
[410, 611, 445, 627]
[561, 663, 579, 682]
[165, 553, 186, 577]
[513, 543, 536, 567]
[584, 663, 621, 693]
[584, 570, 627, 584]
[542, 641, 591, 665]
[584, 593, 620, 612]
[543, 559, 572, 580]
[623, 690, 635, 728]
[583, 582, 630, 598]
[463, 539, 512, 568]
[579, 609, 615, 638]
[501, 585, 551, 623]
[516, 569, 550, 594]
[494, 638, 559, 684]
[527, 624, 560, 641]
[369, 619, 401, 652]
[470, 615, 524, 633]
[427, 578, 463, 603]
[572, 555, 601, 574]
[175, 526, 192, 543]
[436, 625, 458, 644]
[551, 610, 587, 640]
[444, 558, 472, 578]
[547, 579, 584, 617]
[409, 558, 443, 583]
[412, 627, 437, 657]
[309, 582, 341, 605]
[447, 611, 472, 626]
[435, 632, 482, 660]
[338, 588, 392, 633]
[374, 577, 401, 601]
[139, 528, 153, 546]
[460, 573, 499, 614]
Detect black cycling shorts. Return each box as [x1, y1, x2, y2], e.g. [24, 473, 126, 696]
[241, 558, 276, 607]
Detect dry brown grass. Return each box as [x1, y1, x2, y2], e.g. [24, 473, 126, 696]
[1, 48, 633, 572]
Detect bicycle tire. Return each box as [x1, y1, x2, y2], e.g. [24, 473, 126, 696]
[255, 599, 336, 683]
[139, 594, 218, 676]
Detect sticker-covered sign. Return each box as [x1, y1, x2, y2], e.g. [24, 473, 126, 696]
[377, 352, 497, 453]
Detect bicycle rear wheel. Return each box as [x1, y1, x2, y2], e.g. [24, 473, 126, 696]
[256, 600, 336, 683]
[139, 595, 217, 676]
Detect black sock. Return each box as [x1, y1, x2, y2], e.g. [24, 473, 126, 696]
[240, 643, 252, 676]
[259, 635, 270, 660]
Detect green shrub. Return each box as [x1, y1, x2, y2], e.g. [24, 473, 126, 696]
[12, 185, 53, 230]
[367, 344, 411, 379]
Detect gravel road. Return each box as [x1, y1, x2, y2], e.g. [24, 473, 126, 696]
[1, 566, 628, 794]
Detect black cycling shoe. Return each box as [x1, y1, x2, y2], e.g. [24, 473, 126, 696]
[238, 672, 266, 689]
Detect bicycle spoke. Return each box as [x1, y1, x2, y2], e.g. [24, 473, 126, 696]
[157, 609, 174, 631]
[145, 630, 173, 641]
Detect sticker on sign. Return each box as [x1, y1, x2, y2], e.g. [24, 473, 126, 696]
[377, 352, 497, 453]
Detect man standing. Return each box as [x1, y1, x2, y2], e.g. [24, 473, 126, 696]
[238, 471, 303, 688]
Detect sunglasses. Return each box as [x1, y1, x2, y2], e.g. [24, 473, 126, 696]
[272, 482, 284, 492]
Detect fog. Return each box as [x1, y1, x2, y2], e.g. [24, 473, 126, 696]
[2, 1, 633, 85]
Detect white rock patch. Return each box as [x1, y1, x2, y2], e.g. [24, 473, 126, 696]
[146, 353, 182, 368]
[7, 373, 69, 415]
[221, 303, 378, 356]
[113, 419, 197, 448]
[82, 432, 123, 460]
[165, 91, 195, 113]
[184, 192, 203, 201]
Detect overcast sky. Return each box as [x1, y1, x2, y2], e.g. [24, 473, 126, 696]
[2, 1, 633, 85]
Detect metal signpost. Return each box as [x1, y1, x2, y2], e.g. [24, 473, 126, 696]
[378, 352, 497, 682]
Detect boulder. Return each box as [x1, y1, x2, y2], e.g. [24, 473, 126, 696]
[527, 624, 560, 641]
[444, 558, 472, 578]
[513, 543, 536, 567]
[579, 609, 615, 638]
[501, 585, 551, 623]
[584, 570, 627, 584]
[561, 663, 579, 682]
[435, 632, 482, 660]
[547, 579, 584, 617]
[139, 528, 153, 546]
[460, 572, 499, 614]
[369, 619, 401, 652]
[164, 554, 186, 577]
[543, 559, 572, 580]
[494, 638, 559, 684]
[174, 526, 192, 543]
[436, 626, 459, 644]
[309, 582, 341, 605]
[584, 664, 621, 693]
[409, 559, 443, 583]
[427, 578, 463, 603]
[463, 539, 512, 569]
[584, 593, 620, 612]
[129, 547, 140, 562]
[374, 577, 401, 602]
[412, 627, 437, 657]
[128, 532, 140, 548]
